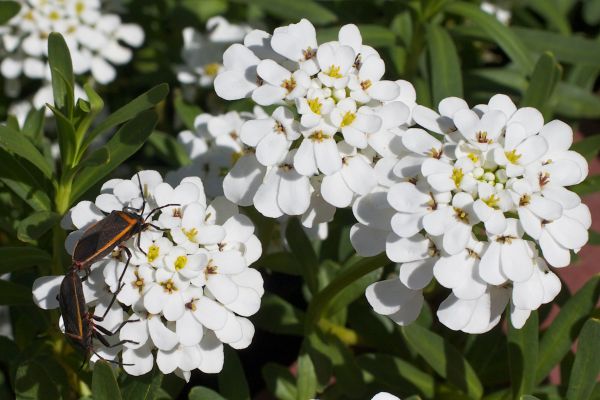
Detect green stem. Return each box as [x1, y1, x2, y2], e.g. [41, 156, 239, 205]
[304, 253, 389, 334]
[51, 177, 72, 275]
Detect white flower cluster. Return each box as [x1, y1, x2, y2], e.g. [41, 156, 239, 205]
[176, 16, 250, 92]
[32, 171, 263, 380]
[167, 107, 265, 199]
[213, 19, 416, 232]
[358, 94, 590, 332]
[1, 0, 144, 89]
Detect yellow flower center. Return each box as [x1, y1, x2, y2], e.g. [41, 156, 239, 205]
[147, 245, 160, 263]
[454, 207, 469, 223]
[483, 194, 500, 209]
[467, 153, 479, 163]
[183, 227, 198, 242]
[307, 98, 322, 115]
[428, 148, 442, 159]
[309, 130, 330, 142]
[160, 279, 177, 293]
[505, 149, 521, 164]
[49, 10, 60, 20]
[361, 80, 372, 90]
[326, 65, 342, 78]
[340, 111, 356, 127]
[75, 2, 85, 14]
[451, 168, 464, 187]
[204, 63, 220, 76]
[519, 194, 530, 207]
[132, 271, 144, 293]
[476, 131, 491, 144]
[174, 255, 188, 270]
[281, 77, 296, 93]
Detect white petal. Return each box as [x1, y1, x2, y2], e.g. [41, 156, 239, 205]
[400, 259, 434, 290]
[207, 275, 239, 305]
[225, 287, 261, 316]
[32, 275, 63, 310]
[349, 224, 387, 257]
[277, 170, 311, 215]
[223, 154, 266, 207]
[122, 344, 154, 376]
[322, 173, 353, 208]
[198, 331, 224, 373]
[386, 233, 429, 263]
[193, 297, 228, 330]
[500, 240, 534, 282]
[539, 230, 571, 268]
[177, 312, 204, 346]
[478, 243, 507, 285]
[148, 317, 178, 351]
[315, 139, 342, 175]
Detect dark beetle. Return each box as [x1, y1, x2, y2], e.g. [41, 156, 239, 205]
[71, 173, 178, 284]
[58, 268, 137, 364]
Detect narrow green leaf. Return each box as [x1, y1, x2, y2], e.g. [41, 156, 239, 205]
[254, 292, 305, 335]
[526, 0, 570, 34]
[566, 318, 600, 400]
[0, 279, 32, 305]
[512, 27, 600, 66]
[0, 1, 19, 24]
[0, 125, 54, 180]
[572, 135, 600, 161]
[235, 0, 336, 24]
[357, 353, 435, 398]
[571, 175, 600, 197]
[326, 267, 379, 317]
[0, 247, 51, 274]
[0, 148, 52, 211]
[218, 348, 250, 400]
[521, 52, 561, 117]
[446, 2, 534, 72]
[536, 275, 600, 383]
[80, 83, 168, 153]
[402, 323, 483, 399]
[71, 109, 158, 203]
[17, 211, 60, 244]
[262, 363, 297, 400]
[92, 361, 122, 400]
[22, 108, 45, 141]
[296, 344, 318, 400]
[520, 396, 541, 400]
[83, 82, 104, 114]
[257, 251, 302, 276]
[426, 24, 463, 105]
[14, 361, 61, 400]
[174, 95, 202, 131]
[508, 311, 538, 399]
[355, 25, 396, 46]
[285, 218, 318, 293]
[120, 368, 163, 400]
[76, 147, 110, 170]
[583, 0, 600, 25]
[188, 387, 226, 400]
[147, 131, 190, 168]
[556, 82, 600, 119]
[48, 33, 74, 117]
[47, 103, 77, 167]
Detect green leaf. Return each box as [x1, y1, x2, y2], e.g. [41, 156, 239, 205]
[174, 95, 202, 131]
[92, 361, 122, 400]
[589, 230, 600, 246]
[218, 348, 250, 400]
[426, 24, 463, 105]
[357, 353, 435, 398]
[254, 292, 305, 335]
[296, 343, 318, 400]
[80, 83, 168, 154]
[0, 125, 54, 180]
[572, 135, 600, 161]
[402, 323, 483, 399]
[583, 0, 600, 25]
[257, 251, 302, 276]
[14, 361, 61, 400]
[76, 147, 110, 170]
[536, 275, 600, 383]
[556, 82, 600, 119]
[356, 25, 396, 47]
[262, 363, 297, 400]
[47, 104, 77, 167]
[71, 109, 158, 203]
[120, 368, 163, 400]
[48, 33, 74, 118]
[511, 27, 600, 66]
[326, 266, 379, 317]
[285, 218, 318, 293]
[446, 2, 534, 72]
[0, 247, 51, 274]
[0, 279, 31, 305]
[566, 318, 600, 400]
[0, 1, 19, 24]
[508, 311, 538, 399]
[526, 0, 570, 34]
[147, 131, 190, 168]
[236, 0, 336, 24]
[17, 211, 60, 244]
[521, 52, 561, 117]
[0, 148, 52, 211]
[21, 108, 45, 141]
[571, 175, 600, 197]
[188, 387, 226, 400]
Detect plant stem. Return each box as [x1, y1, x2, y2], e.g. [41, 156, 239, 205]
[305, 253, 389, 334]
[51, 178, 72, 275]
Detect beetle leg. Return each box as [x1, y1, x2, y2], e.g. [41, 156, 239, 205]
[94, 319, 140, 336]
[117, 245, 133, 287]
[143, 203, 180, 223]
[147, 223, 168, 232]
[136, 230, 147, 256]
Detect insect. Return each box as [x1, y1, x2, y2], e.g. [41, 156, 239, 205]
[58, 268, 138, 364]
[72, 173, 178, 285]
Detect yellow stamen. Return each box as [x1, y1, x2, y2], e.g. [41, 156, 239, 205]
[307, 98, 322, 115]
[183, 227, 198, 242]
[454, 207, 469, 223]
[467, 153, 479, 163]
[505, 149, 521, 164]
[326, 65, 342, 78]
[147, 245, 160, 263]
[428, 148, 442, 159]
[281, 77, 296, 93]
[204, 63, 220, 76]
[340, 111, 356, 127]
[483, 194, 500, 209]
[160, 279, 177, 293]
[174, 255, 187, 270]
[75, 2, 85, 14]
[360, 80, 372, 90]
[519, 194, 530, 207]
[451, 168, 464, 187]
[309, 130, 330, 142]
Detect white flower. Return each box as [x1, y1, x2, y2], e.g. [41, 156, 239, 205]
[347, 54, 399, 102]
[294, 121, 342, 176]
[34, 171, 264, 378]
[329, 98, 381, 148]
[365, 276, 424, 326]
[253, 59, 310, 105]
[296, 87, 335, 128]
[270, 18, 319, 75]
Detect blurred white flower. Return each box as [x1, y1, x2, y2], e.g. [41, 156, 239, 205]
[33, 171, 264, 379]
